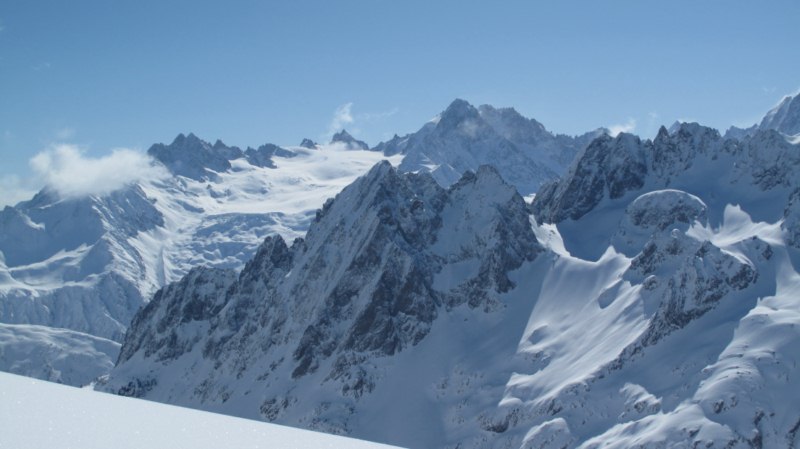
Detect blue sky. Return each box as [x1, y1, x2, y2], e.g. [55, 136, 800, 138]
[1, 0, 799, 205]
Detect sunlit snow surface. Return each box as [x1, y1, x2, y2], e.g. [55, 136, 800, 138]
[134, 144, 403, 297]
[0, 372, 399, 449]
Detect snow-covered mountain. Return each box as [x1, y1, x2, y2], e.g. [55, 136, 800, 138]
[374, 99, 604, 194]
[101, 121, 800, 448]
[726, 91, 800, 139]
[331, 129, 370, 151]
[0, 100, 596, 387]
[100, 162, 543, 446]
[0, 134, 399, 385]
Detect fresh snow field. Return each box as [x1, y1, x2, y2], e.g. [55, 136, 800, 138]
[0, 372, 400, 449]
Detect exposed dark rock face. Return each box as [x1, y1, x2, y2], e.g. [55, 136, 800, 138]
[331, 129, 370, 151]
[148, 133, 243, 180]
[532, 123, 800, 225]
[532, 133, 648, 222]
[244, 143, 296, 168]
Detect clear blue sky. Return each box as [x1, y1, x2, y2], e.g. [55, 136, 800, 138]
[1, 1, 798, 204]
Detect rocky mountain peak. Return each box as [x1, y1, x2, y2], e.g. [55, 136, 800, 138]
[656, 125, 671, 141]
[148, 133, 243, 181]
[331, 129, 370, 150]
[437, 98, 481, 130]
[760, 92, 800, 136]
[299, 138, 318, 149]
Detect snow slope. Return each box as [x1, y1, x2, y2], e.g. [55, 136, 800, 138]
[0, 372, 399, 449]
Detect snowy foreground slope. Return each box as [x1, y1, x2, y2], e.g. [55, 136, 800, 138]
[0, 372, 399, 449]
[101, 122, 800, 448]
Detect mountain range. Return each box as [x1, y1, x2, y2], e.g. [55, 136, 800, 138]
[2, 92, 800, 448]
[0, 98, 598, 384]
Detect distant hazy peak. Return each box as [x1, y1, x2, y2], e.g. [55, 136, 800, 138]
[331, 129, 370, 150]
[437, 98, 480, 128]
[147, 132, 242, 181]
[299, 138, 318, 149]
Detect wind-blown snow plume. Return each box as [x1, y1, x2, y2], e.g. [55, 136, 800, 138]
[29, 144, 167, 199]
[608, 118, 637, 136]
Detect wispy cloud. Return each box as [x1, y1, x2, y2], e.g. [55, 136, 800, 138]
[325, 102, 399, 142]
[327, 102, 354, 137]
[608, 118, 636, 137]
[29, 144, 168, 199]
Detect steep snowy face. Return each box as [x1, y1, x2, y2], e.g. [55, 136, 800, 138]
[374, 99, 598, 194]
[759, 93, 800, 136]
[147, 133, 243, 180]
[0, 185, 163, 340]
[500, 207, 774, 449]
[513, 123, 800, 448]
[102, 162, 542, 444]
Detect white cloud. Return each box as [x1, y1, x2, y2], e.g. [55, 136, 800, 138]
[608, 118, 637, 137]
[29, 144, 167, 199]
[327, 102, 354, 136]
